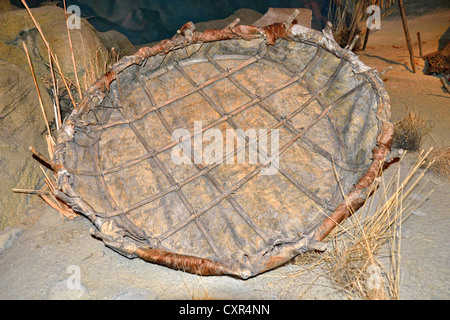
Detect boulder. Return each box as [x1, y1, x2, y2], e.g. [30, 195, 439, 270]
[0, 0, 12, 11]
[0, 228, 23, 255]
[252, 7, 312, 28]
[0, 5, 109, 90]
[195, 8, 263, 32]
[96, 29, 136, 59]
[0, 60, 53, 229]
[0, 5, 121, 229]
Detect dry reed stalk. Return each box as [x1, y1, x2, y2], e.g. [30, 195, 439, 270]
[12, 1, 81, 221]
[421, 146, 450, 181]
[23, 41, 54, 148]
[48, 48, 62, 130]
[12, 189, 52, 196]
[63, 0, 82, 99]
[393, 111, 434, 151]
[45, 134, 55, 160]
[328, 0, 396, 49]
[39, 166, 77, 219]
[441, 78, 450, 94]
[336, 150, 432, 299]
[20, 0, 77, 110]
[398, 0, 416, 73]
[279, 251, 332, 299]
[13, 166, 77, 220]
[94, 48, 100, 78]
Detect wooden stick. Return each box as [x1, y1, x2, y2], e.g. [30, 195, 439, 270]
[226, 18, 240, 29]
[380, 66, 393, 77]
[23, 42, 53, 141]
[417, 31, 422, 58]
[63, 0, 83, 99]
[20, 0, 78, 108]
[398, 0, 416, 73]
[348, 35, 360, 52]
[284, 9, 299, 29]
[346, 1, 363, 47]
[48, 48, 62, 130]
[29, 146, 55, 170]
[12, 189, 52, 195]
[441, 78, 450, 94]
[362, 28, 370, 51]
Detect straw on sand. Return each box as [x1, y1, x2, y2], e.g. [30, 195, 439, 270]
[23, 41, 54, 147]
[290, 150, 434, 300]
[392, 111, 434, 151]
[422, 146, 450, 181]
[14, 0, 79, 220]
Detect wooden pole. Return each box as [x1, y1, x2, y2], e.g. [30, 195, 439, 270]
[417, 31, 423, 58]
[398, 0, 416, 73]
[362, 28, 370, 51]
[441, 78, 450, 94]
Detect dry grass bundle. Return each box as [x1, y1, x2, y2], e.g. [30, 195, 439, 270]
[13, 0, 121, 221]
[13, 0, 79, 220]
[421, 146, 450, 181]
[40, 72, 79, 122]
[326, 150, 433, 299]
[292, 150, 433, 299]
[38, 166, 78, 220]
[20, 0, 78, 110]
[392, 111, 434, 151]
[328, 0, 396, 49]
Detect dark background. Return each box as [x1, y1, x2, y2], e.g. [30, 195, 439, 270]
[10, 0, 450, 45]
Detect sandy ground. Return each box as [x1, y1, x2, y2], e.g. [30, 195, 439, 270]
[0, 9, 448, 300]
[359, 9, 449, 148]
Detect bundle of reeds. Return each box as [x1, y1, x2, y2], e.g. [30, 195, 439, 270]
[12, 0, 81, 220]
[421, 146, 450, 181]
[291, 150, 434, 299]
[392, 111, 434, 151]
[327, 0, 396, 49]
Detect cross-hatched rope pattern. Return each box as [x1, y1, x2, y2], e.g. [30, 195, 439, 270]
[83, 45, 365, 250]
[51, 22, 392, 278]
